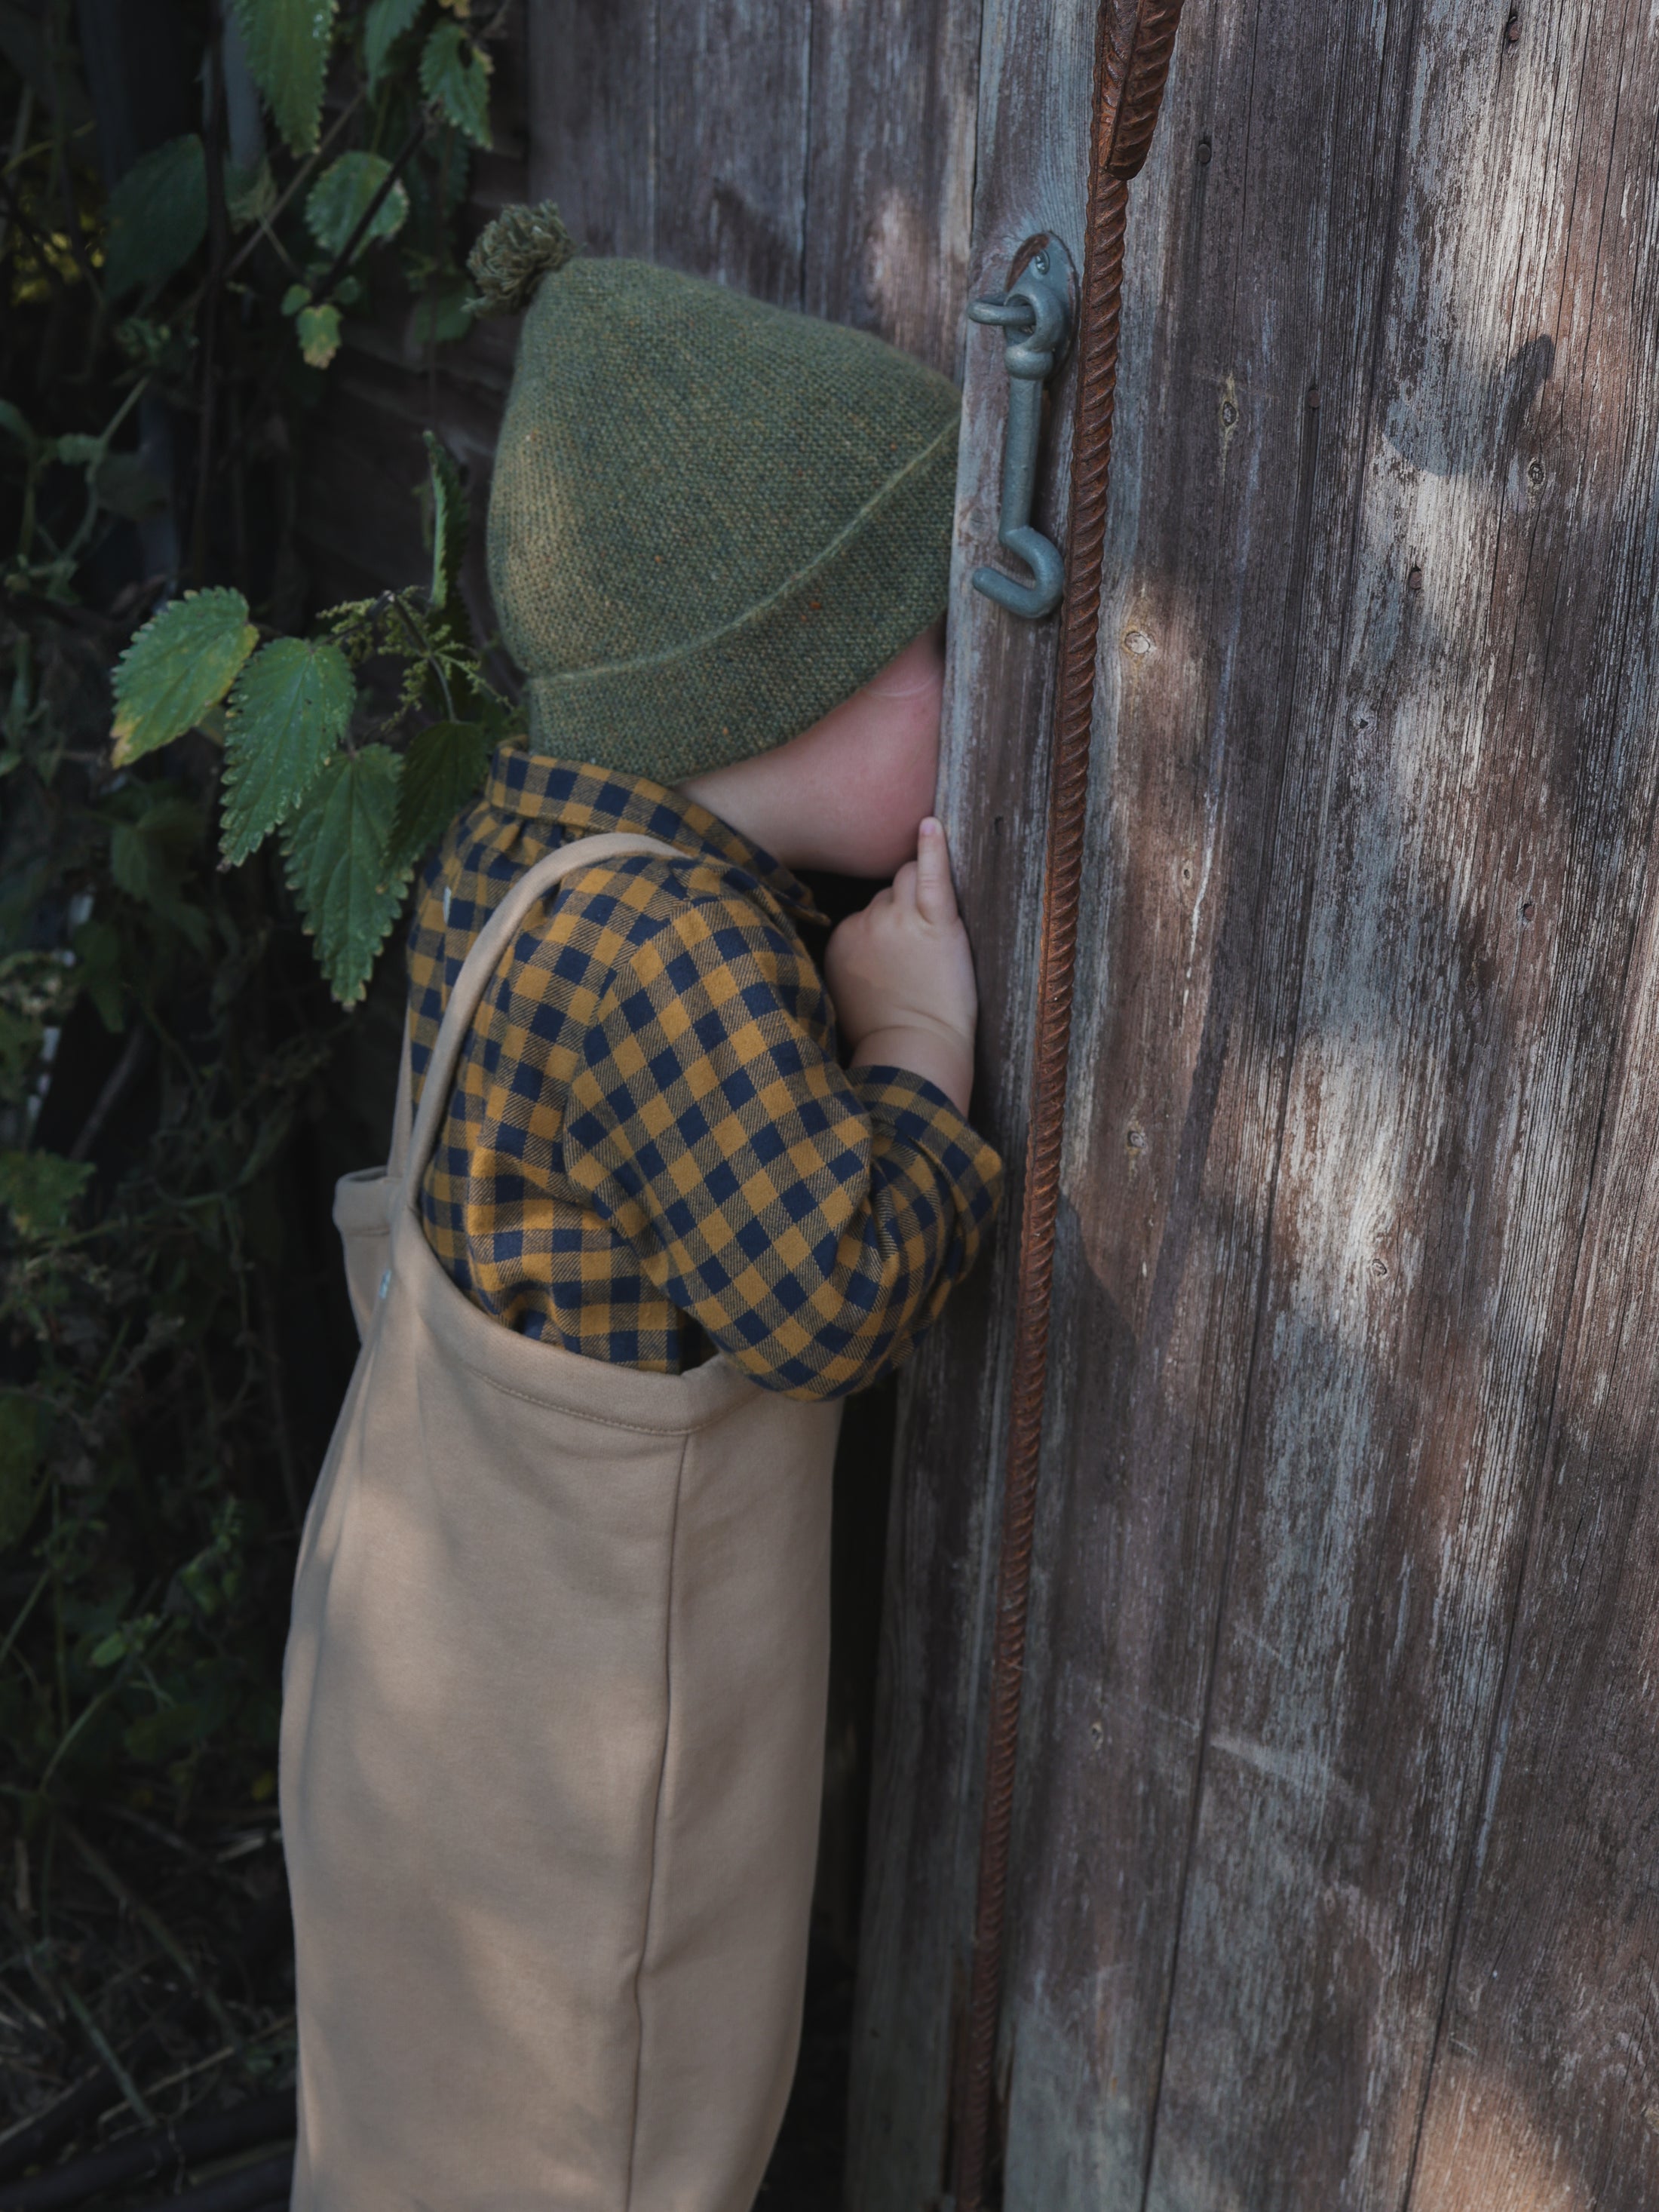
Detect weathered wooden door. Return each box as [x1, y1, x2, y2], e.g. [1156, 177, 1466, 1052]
[853, 3, 1659, 2210]
[520, 4, 1659, 2206]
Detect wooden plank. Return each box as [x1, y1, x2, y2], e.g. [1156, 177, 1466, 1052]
[1140, 4, 1659, 2202]
[991, 0, 1419, 2194]
[526, 0, 655, 256]
[802, 0, 982, 379]
[1400, 9, 1659, 2206]
[843, 1, 1101, 2203]
[1403, 805, 1659, 2212]
[992, 1, 1659, 2208]
[654, 0, 811, 303]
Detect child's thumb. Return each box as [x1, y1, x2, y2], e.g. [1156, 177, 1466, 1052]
[915, 818, 958, 925]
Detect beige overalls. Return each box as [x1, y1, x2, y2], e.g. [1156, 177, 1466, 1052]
[280, 834, 842, 2212]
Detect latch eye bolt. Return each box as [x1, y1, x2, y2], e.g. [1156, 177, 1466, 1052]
[967, 238, 1075, 620]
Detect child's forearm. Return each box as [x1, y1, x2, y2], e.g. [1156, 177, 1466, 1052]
[850, 1020, 974, 1115]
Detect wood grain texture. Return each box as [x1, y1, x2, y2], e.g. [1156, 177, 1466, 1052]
[983, 2, 1659, 2208]
[526, 0, 655, 256]
[655, 0, 811, 303]
[844, 2, 1100, 2204]
[803, 0, 982, 378]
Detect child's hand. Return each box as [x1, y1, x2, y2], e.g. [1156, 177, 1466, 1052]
[823, 818, 979, 1115]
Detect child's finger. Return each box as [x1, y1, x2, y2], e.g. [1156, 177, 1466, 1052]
[914, 818, 959, 925]
[889, 861, 918, 914]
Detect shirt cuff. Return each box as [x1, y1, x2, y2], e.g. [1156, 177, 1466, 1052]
[849, 1063, 1005, 1251]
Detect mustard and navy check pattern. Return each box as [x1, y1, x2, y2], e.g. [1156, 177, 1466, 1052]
[405, 749, 1003, 1398]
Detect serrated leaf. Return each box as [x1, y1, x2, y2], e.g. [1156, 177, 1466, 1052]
[93, 453, 169, 520]
[225, 154, 277, 231]
[221, 637, 354, 864]
[282, 747, 409, 1003]
[365, 0, 425, 91]
[104, 136, 207, 300]
[230, 0, 338, 156]
[420, 20, 491, 149]
[422, 430, 467, 610]
[111, 589, 259, 766]
[296, 301, 342, 367]
[55, 433, 103, 465]
[0, 1150, 93, 1237]
[109, 795, 212, 953]
[306, 151, 409, 259]
[70, 919, 127, 1034]
[0, 399, 32, 446]
[389, 718, 489, 868]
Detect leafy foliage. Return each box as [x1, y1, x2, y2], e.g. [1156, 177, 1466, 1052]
[366, 0, 428, 92]
[306, 151, 411, 259]
[296, 298, 343, 367]
[111, 591, 260, 766]
[103, 136, 207, 301]
[282, 746, 409, 1003]
[425, 425, 468, 611]
[0, 0, 507, 2128]
[391, 716, 492, 870]
[0, 1149, 93, 1235]
[421, 18, 492, 149]
[222, 637, 356, 864]
[230, 0, 339, 155]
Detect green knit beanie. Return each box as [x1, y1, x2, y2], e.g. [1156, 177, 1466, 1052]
[472, 206, 961, 784]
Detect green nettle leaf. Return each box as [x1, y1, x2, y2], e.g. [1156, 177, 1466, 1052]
[390, 719, 489, 869]
[0, 1150, 94, 1237]
[93, 453, 170, 520]
[111, 589, 259, 766]
[423, 429, 467, 610]
[0, 1007, 40, 1106]
[365, 0, 425, 94]
[55, 433, 103, 466]
[70, 920, 127, 1034]
[104, 136, 208, 301]
[109, 794, 211, 951]
[420, 20, 492, 149]
[231, 0, 338, 156]
[0, 1392, 42, 1552]
[305, 151, 410, 259]
[0, 399, 32, 446]
[409, 272, 475, 348]
[225, 155, 277, 231]
[221, 636, 354, 864]
[296, 300, 342, 368]
[282, 747, 410, 1004]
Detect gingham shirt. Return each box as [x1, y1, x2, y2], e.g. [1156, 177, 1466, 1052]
[405, 749, 1003, 1398]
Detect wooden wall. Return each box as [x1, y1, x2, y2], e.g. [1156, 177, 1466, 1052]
[857, 4, 1659, 2210]
[299, 5, 1659, 2207]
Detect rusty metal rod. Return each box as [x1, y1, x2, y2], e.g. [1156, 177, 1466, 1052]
[952, 3, 1187, 2204]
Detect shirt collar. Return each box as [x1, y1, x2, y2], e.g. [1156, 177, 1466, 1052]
[483, 747, 828, 929]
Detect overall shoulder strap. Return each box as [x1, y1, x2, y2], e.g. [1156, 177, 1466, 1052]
[400, 831, 687, 1205]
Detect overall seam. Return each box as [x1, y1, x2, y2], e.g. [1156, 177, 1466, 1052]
[621, 1426, 690, 2212]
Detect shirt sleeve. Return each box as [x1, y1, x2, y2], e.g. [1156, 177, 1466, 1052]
[557, 894, 1004, 1399]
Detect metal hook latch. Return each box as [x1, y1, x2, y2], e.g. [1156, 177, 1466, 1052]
[967, 241, 1074, 619]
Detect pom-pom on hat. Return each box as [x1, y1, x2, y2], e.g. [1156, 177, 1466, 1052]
[471, 204, 961, 784]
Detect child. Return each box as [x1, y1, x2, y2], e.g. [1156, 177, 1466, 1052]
[279, 209, 1002, 2212]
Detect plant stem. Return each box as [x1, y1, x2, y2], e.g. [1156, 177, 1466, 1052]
[58, 1817, 247, 2065]
[389, 594, 455, 719]
[311, 110, 429, 309]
